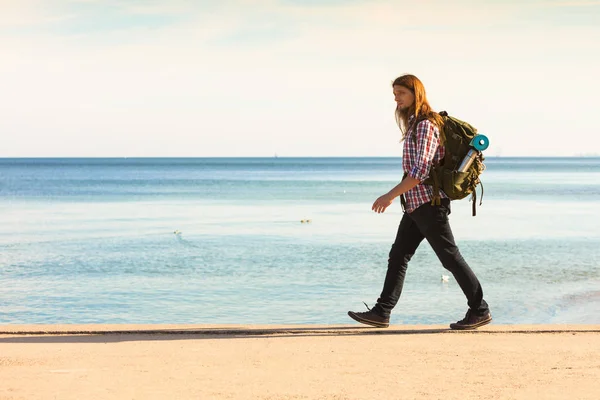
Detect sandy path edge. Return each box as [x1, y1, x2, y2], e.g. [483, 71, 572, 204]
[1, 323, 599, 335]
[2, 325, 599, 400]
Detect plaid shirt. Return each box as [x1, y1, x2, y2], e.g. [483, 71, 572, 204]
[402, 116, 447, 213]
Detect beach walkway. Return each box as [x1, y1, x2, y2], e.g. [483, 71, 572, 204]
[1, 324, 599, 399]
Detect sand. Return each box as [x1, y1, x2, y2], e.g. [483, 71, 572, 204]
[1, 324, 599, 400]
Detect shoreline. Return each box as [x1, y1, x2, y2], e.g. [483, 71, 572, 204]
[1, 323, 600, 335]
[2, 324, 599, 400]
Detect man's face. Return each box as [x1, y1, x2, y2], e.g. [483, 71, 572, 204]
[393, 85, 415, 111]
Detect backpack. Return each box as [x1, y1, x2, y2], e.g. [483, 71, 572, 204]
[422, 111, 487, 216]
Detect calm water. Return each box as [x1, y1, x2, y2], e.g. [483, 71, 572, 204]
[1, 157, 599, 325]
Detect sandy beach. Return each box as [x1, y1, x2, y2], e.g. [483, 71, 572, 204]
[1, 324, 599, 400]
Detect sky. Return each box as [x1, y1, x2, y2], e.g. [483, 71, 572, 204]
[1, 0, 599, 157]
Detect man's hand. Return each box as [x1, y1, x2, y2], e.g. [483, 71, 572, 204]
[372, 193, 395, 214]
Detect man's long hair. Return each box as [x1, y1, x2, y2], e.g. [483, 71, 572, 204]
[393, 74, 444, 143]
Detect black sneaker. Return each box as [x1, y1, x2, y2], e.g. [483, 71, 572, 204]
[450, 310, 492, 330]
[348, 303, 390, 328]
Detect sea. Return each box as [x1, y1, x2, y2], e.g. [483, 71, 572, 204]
[1, 157, 599, 325]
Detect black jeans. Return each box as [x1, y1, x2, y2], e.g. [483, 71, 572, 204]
[373, 198, 489, 318]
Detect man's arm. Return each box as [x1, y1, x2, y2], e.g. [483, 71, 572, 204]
[372, 120, 440, 213]
[372, 176, 420, 213]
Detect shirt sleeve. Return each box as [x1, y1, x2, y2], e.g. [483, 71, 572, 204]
[407, 119, 440, 182]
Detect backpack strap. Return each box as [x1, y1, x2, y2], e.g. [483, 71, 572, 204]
[471, 182, 484, 216]
[400, 194, 407, 212]
[430, 167, 441, 206]
[407, 115, 428, 144]
[400, 172, 408, 212]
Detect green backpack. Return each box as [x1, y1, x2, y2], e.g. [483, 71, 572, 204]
[422, 111, 486, 216]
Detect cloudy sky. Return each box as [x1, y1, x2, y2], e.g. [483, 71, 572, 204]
[1, 0, 599, 157]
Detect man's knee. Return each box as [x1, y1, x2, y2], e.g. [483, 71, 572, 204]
[437, 248, 466, 271]
[388, 244, 415, 265]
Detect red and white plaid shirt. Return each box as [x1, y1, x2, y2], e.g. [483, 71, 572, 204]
[402, 116, 447, 213]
